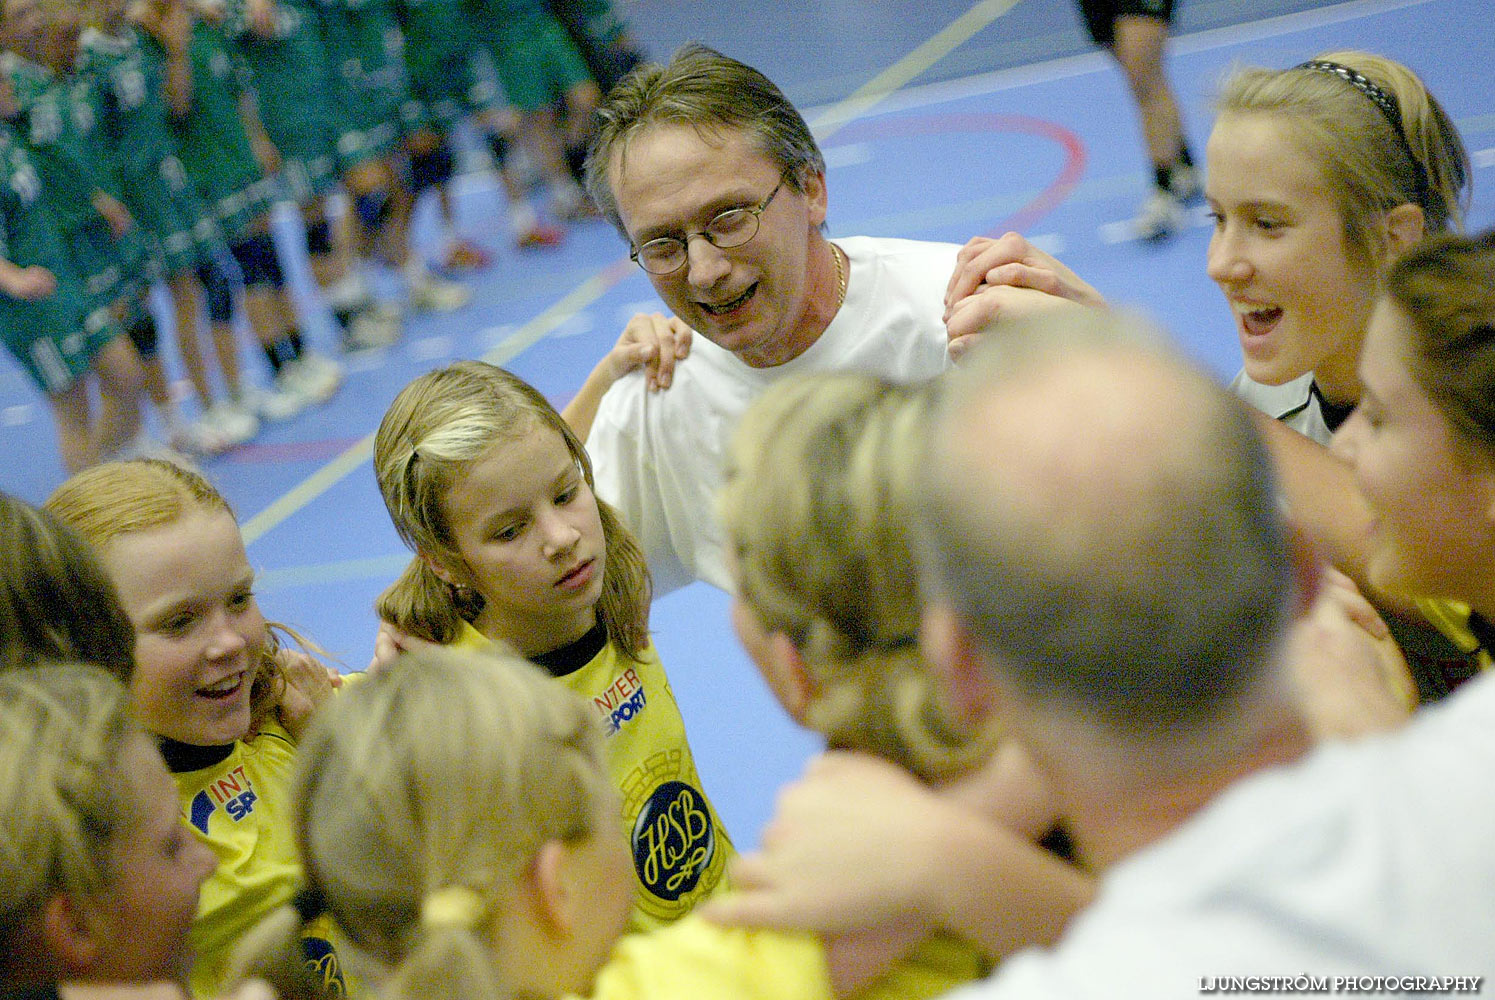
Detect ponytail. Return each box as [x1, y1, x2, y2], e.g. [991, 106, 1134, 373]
[381, 887, 507, 1000]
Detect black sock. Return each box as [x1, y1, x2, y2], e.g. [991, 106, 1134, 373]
[1154, 164, 1174, 192]
[286, 328, 305, 360]
[1177, 143, 1195, 168]
[263, 343, 286, 374]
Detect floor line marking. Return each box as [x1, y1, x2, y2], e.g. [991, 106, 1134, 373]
[810, 0, 1022, 140]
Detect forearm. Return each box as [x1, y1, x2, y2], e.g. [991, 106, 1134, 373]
[561, 356, 620, 442]
[930, 811, 1094, 959]
[1256, 414, 1394, 606]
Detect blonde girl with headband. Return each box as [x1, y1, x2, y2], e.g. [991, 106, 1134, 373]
[0, 663, 217, 987]
[372, 360, 731, 931]
[1207, 51, 1469, 444]
[45, 459, 347, 1000]
[944, 50, 1472, 703]
[235, 645, 1036, 1000]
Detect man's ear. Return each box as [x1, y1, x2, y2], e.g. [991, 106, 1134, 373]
[1384, 202, 1426, 259]
[41, 893, 102, 977]
[921, 604, 998, 728]
[801, 169, 829, 228]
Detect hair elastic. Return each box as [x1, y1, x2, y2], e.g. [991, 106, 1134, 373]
[420, 885, 485, 930]
[1296, 60, 1430, 211]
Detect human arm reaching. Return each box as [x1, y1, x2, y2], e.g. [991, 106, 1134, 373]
[561, 312, 692, 440]
[702, 751, 1093, 964]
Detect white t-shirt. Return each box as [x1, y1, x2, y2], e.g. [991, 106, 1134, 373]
[1231, 370, 1334, 446]
[944, 671, 1495, 998]
[589, 235, 958, 596]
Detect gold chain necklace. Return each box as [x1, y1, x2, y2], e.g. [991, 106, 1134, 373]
[832, 243, 847, 309]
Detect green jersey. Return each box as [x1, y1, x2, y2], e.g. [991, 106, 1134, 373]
[151, 17, 276, 243]
[81, 26, 222, 273]
[0, 120, 115, 394]
[225, 0, 339, 199]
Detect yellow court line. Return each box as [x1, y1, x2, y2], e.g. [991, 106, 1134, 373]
[241, 0, 1023, 546]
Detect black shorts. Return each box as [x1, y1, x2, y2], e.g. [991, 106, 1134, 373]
[1077, 0, 1176, 47]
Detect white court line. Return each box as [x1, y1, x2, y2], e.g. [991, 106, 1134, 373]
[827, 0, 1444, 120]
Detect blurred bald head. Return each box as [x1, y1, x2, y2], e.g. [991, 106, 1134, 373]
[919, 310, 1293, 762]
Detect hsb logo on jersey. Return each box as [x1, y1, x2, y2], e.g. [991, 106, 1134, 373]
[300, 936, 347, 996]
[631, 780, 715, 901]
[187, 765, 259, 834]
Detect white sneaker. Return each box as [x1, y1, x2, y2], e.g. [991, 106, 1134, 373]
[238, 382, 306, 423]
[1132, 188, 1188, 241]
[200, 399, 259, 446]
[342, 307, 402, 352]
[409, 272, 471, 312]
[283, 353, 343, 404]
[170, 419, 233, 457]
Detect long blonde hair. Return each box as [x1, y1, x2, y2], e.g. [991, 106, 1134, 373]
[1217, 50, 1470, 269]
[373, 361, 651, 657]
[233, 646, 609, 1000]
[720, 373, 994, 782]
[0, 663, 137, 974]
[44, 459, 287, 736]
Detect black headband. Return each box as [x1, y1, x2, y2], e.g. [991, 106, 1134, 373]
[1296, 60, 1430, 212]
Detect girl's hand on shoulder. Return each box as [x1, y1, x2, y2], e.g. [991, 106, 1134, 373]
[700, 751, 948, 935]
[946, 284, 1092, 363]
[275, 648, 340, 739]
[1288, 566, 1416, 740]
[606, 312, 693, 392]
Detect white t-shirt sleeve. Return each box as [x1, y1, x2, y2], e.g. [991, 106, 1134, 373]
[589, 376, 696, 598]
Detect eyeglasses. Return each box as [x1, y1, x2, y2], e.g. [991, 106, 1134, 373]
[629, 171, 791, 275]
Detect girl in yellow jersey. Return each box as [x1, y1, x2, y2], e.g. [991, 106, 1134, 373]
[234, 644, 984, 1000]
[46, 460, 346, 999]
[371, 360, 731, 931]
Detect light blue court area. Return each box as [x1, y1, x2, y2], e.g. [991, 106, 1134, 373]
[0, 0, 1490, 846]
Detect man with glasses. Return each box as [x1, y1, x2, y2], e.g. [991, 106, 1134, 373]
[568, 43, 959, 596]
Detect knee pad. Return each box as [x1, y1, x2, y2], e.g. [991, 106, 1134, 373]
[353, 188, 393, 231]
[231, 232, 286, 290]
[304, 217, 334, 257]
[127, 314, 159, 359]
[409, 140, 456, 194]
[485, 131, 511, 171]
[197, 260, 237, 325]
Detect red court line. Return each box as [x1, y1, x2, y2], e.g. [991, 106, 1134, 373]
[827, 112, 1087, 235]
